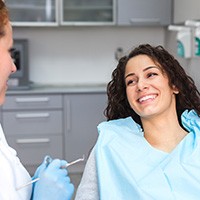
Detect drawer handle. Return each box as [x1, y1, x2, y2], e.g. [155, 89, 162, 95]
[16, 138, 50, 144]
[130, 18, 160, 25]
[15, 97, 49, 103]
[16, 113, 50, 119]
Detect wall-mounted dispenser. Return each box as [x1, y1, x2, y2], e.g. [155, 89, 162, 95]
[168, 25, 192, 58]
[185, 20, 200, 57]
[195, 27, 200, 56]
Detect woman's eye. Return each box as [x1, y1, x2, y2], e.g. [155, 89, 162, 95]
[126, 79, 137, 86]
[147, 72, 157, 78]
[127, 80, 133, 85]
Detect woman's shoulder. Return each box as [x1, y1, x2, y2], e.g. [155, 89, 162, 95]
[181, 109, 200, 132]
[96, 117, 143, 145]
[98, 117, 141, 132]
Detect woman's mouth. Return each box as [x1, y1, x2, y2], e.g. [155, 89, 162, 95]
[138, 94, 157, 103]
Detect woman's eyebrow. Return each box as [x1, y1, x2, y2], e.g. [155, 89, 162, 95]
[125, 73, 135, 79]
[143, 65, 160, 71]
[125, 65, 159, 79]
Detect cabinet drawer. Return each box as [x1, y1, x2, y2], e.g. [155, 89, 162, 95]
[3, 94, 62, 110]
[6, 135, 63, 166]
[3, 110, 62, 136]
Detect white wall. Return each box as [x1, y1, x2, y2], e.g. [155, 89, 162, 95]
[13, 26, 166, 86]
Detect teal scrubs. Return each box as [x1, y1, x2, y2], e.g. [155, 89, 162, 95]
[95, 110, 200, 199]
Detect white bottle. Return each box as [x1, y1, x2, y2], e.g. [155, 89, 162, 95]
[176, 29, 192, 58]
[194, 27, 200, 56]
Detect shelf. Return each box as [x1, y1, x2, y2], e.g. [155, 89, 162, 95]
[63, 6, 112, 10]
[7, 4, 55, 10]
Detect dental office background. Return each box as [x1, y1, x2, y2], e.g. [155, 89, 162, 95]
[12, 0, 200, 90]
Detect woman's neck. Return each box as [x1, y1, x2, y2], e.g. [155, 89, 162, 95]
[141, 113, 188, 153]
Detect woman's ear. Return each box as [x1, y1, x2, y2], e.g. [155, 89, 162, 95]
[172, 85, 179, 94]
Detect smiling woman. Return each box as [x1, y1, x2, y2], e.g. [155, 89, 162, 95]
[74, 44, 200, 200]
[125, 54, 179, 123]
[106, 44, 200, 124]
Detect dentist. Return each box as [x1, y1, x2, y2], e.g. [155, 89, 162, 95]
[0, 1, 74, 199]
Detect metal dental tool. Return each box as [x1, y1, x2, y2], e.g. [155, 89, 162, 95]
[16, 155, 85, 191]
[60, 155, 85, 169]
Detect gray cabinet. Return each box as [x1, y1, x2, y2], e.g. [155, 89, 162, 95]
[6, 0, 172, 27]
[64, 92, 107, 173]
[1, 89, 107, 175]
[60, 0, 116, 25]
[6, 0, 115, 26]
[117, 0, 172, 26]
[173, 0, 200, 24]
[5, 0, 59, 26]
[1, 94, 63, 175]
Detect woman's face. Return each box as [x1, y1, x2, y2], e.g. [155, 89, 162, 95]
[125, 54, 178, 120]
[0, 22, 16, 104]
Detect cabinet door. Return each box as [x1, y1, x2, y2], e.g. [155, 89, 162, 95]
[6, 135, 63, 175]
[60, 0, 116, 25]
[174, 0, 200, 24]
[117, 0, 172, 26]
[64, 93, 106, 172]
[5, 0, 59, 26]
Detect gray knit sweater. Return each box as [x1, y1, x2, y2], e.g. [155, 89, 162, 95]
[75, 148, 99, 200]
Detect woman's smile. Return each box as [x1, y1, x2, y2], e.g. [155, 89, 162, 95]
[137, 94, 158, 104]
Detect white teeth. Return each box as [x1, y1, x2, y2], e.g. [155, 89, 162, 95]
[138, 95, 156, 102]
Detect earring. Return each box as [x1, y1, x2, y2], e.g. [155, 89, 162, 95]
[174, 90, 179, 94]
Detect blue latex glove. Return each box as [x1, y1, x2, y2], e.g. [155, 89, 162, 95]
[32, 156, 52, 181]
[32, 157, 74, 200]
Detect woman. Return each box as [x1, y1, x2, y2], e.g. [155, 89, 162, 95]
[0, 1, 74, 199]
[75, 44, 200, 199]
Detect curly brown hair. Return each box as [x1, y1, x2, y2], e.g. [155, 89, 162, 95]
[0, 0, 9, 38]
[105, 44, 200, 125]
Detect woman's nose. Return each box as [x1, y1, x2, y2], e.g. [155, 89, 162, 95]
[136, 79, 148, 92]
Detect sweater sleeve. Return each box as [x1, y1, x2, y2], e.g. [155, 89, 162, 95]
[74, 147, 99, 200]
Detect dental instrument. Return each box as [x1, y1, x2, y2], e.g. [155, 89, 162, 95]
[16, 155, 85, 191]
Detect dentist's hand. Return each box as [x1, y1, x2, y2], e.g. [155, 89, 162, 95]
[32, 158, 74, 200]
[32, 155, 52, 182]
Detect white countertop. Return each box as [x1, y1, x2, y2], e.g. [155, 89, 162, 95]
[6, 83, 107, 94]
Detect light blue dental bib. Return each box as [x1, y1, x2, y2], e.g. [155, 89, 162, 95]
[95, 110, 200, 200]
